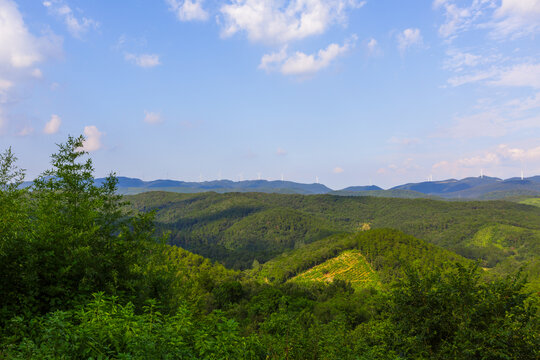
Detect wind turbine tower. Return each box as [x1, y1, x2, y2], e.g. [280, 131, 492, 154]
[281, 173, 284, 181]
[480, 169, 483, 179]
[521, 169, 524, 181]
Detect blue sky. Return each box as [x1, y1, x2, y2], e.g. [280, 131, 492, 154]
[1, 0, 540, 189]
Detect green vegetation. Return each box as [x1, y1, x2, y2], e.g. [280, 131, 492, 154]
[290, 250, 379, 290]
[1, 138, 539, 359]
[330, 189, 438, 199]
[128, 190, 540, 291]
[520, 197, 540, 207]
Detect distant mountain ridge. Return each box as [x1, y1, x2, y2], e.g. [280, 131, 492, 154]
[391, 176, 540, 199]
[22, 175, 540, 199]
[100, 177, 333, 195]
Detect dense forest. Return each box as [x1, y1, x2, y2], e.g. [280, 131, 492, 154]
[128, 190, 540, 291]
[1, 137, 539, 359]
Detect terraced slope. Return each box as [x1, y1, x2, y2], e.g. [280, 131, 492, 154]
[290, 250, 379, 290]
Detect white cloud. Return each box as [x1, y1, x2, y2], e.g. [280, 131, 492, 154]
[260, 36, 356, 75]
[144, 111, 162, 124]
[259, 47, 288, 71]
[125, 53, 161, 68]
[220, 0, 365, 44]
[0, 107, 6, 133]
[506, 92, 540, 112]
[0, 0, 62, 131]
[441, 90, 540, 139]
[490, 63, 540, 88]
[388, 136, 420, 146]
[333, 166, 344, 174]
[490, 0, 540, 39]
[397, 28, 423, 53]
[43, 0, 99, 38]
[443, 49, 495, 72]
[447, 63, 540, 88]
[497, 144, 540, 161]
[0, 0, 60, 69]
[366, 37, 379, 55]
[276, 147, 287, 156]
[434, 0, 540, 40]
[0, 78, 13, 96]
[43, 114, 61, 134]
[433, 143, 540, 177]
[166, 0, 209, 21]
[31, 68, 43, 78]
[17, 125, 33, 136]
[457, 152, 500, 167]
[433, 0, 493, 39]
[81, 125, 103, 152]
[447, 68, 498, 87]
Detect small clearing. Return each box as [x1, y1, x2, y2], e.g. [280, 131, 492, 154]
[289, 250, 379, 290]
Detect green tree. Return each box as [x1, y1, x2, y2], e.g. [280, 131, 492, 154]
[0, 136, 163, 320]
[0, 148, 31, 322]
[388, 264, 539, 358]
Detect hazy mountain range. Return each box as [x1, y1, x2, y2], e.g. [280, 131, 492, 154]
[21, 175, 540, 199]
[105, 175, 540, 199]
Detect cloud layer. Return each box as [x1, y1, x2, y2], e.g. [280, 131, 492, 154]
[260, 36, 356, 75]
[167, 0, 209, 21]
[43, 0, 99, 38]
[125, 53, 161, 68]
[220, 0, 364, 44]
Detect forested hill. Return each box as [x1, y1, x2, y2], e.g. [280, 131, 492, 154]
[2, 139, 539, 359]
[128, 191, 540, 289]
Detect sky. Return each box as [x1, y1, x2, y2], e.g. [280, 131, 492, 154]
[1, 0, 540, 189]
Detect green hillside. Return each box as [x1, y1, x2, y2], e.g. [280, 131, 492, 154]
[329, 189, 438, 199]
[520, 197, 540, 207]
[128, 191, 540, 276]
[290, 250, 379, 290]
[252, 229, 472, 286]
[461, 224, 540, 291]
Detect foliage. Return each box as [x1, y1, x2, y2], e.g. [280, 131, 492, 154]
[0, 136, 163, 321]
[1, 139, 539, 359]
[290, 250, 379, 290]
[520, 197, 540, 208]
[2, 293, 258, 360]
[355, 264, 540, 359]
[128, 191, 540, 283]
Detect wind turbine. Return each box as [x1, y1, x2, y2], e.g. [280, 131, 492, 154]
[316, 176, 319, 184]
[281, 173, 284, 181]
[480, 169, 483, 179]
[521, 169, 524, 181]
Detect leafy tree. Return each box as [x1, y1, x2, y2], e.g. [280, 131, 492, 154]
[0, 148, 31, 322]
[0, 136, 164, 320]
[355, 264, 539, 359]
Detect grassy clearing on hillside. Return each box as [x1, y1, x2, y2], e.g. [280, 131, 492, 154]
[290, 250, 379, 290]
[520, 197, 540, 208]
